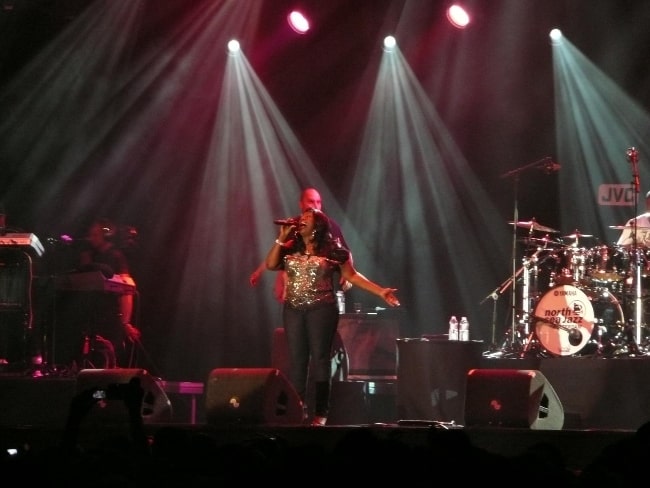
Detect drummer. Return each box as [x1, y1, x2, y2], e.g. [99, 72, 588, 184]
[616, 190, 650, 248]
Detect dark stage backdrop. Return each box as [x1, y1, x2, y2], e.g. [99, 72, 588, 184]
[1, 1, 650, 381]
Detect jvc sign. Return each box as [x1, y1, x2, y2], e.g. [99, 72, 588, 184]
[598, 184, 636, 206]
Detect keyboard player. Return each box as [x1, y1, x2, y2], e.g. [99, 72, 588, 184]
[73, 218, 140, 368]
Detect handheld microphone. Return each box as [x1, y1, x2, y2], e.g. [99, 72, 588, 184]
[627, 147, 639, 163]
[626, 147, 640, 192]
[273, 218, 299, 226]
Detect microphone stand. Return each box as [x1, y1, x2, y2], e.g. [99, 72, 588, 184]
[500, 156, 554, 350]
[479, 286, 500, 349]
[627, 147, 642, 352]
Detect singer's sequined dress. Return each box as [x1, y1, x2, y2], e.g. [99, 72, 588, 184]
[283, 253, 339, 310]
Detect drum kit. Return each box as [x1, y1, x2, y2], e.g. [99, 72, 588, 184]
[495, 219, 650, 358]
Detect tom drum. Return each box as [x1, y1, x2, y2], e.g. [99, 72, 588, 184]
[587, 245, 629, 288]
[552, 247, 589, 286]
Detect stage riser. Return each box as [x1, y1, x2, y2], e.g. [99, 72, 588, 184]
[479, 358, 650, 430]
[2, 356, 650, 431]
[394, 343, 650, 431]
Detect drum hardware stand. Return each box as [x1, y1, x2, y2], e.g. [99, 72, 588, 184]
[518, 326, 537, 357]
[514, 248, 554, 358]
[519, 316, 551, 358]
[587, 323, 606, 357]
[480, 265, 526, 352]
[482, 245, 557, 357]
[520, 248, 549, 327]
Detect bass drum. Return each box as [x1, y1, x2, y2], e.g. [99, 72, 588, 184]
[534, 285, 624, 356]
[580, 287, 626, 356]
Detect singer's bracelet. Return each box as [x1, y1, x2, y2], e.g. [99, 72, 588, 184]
[274, 239, 287, 247]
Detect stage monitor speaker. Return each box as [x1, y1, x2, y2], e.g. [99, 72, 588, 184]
[75, 368, 173, 425]
[464, 369, 564, 430]
[205, 368, 303, 426]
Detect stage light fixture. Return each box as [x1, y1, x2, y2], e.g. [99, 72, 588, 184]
[287, 10, 310, 34]
[227, 39, 241, 55]
[446, 4, 470, 29]
[549, 28, 563, 44]
[383, 35, 396, 52]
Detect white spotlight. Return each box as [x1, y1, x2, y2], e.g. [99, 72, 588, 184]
[227, 39, 241, 55]
[287, 10, 310, 34]
[549, 28, 563, 44]
[446, 4, 470, 29]
[383, 35, 396, 52]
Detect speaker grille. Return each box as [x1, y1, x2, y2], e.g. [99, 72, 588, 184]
[75, 368, 173, 425]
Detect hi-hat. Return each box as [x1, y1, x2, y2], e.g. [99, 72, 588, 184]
[518, 237, 563, 246]
[508, 220, 559, 233]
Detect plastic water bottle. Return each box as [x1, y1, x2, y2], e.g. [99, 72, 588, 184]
[459, 316, 470, 341]
[336, 291, 345, 314]
[448, 315, 459, 341]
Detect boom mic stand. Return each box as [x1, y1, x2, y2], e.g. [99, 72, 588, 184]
[499, 156, 556, 351]
[480, 265, 526, 352]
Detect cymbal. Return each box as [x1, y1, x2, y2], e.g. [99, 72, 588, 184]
[508, 220, 559, 233]
[609, 225, 650, 230]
